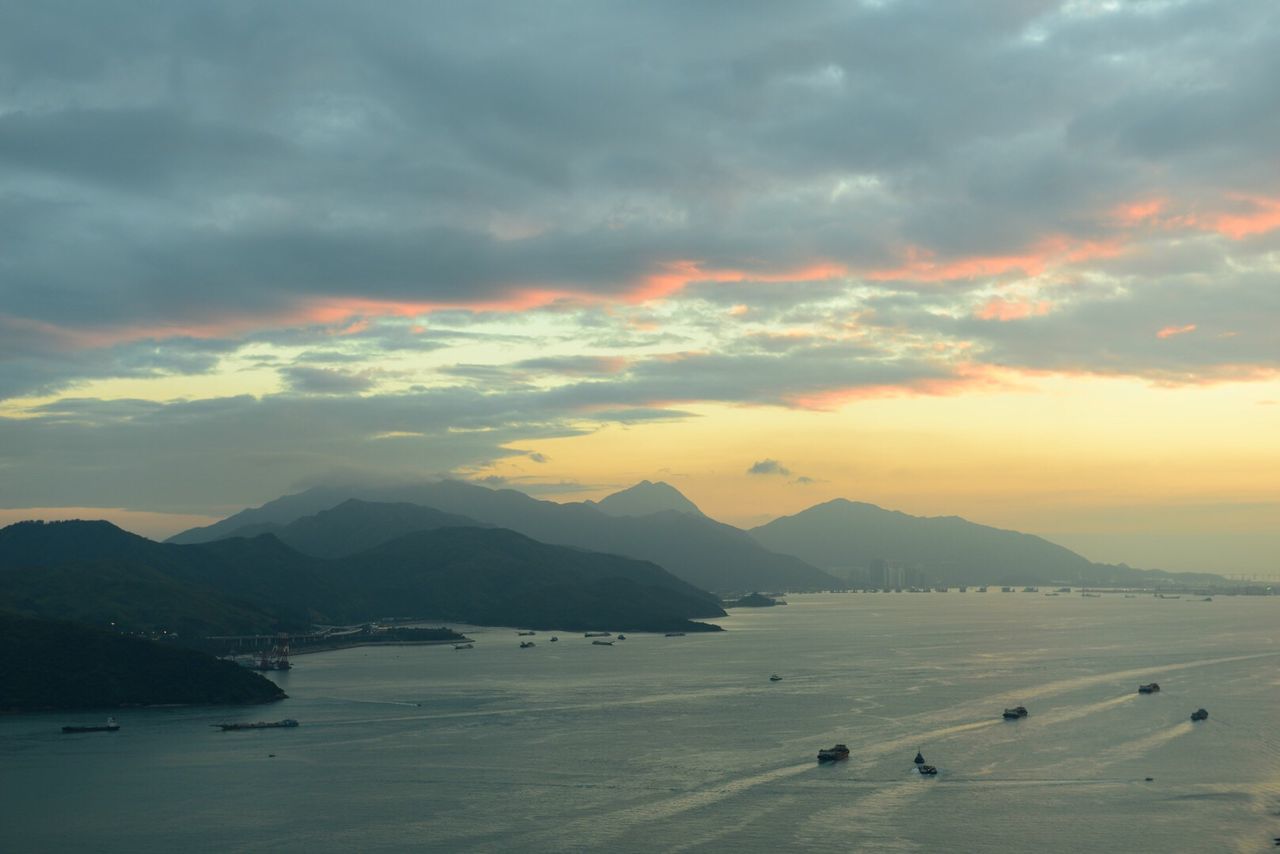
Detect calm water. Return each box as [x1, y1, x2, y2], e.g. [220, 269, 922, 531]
[3, 593, 1279, 852]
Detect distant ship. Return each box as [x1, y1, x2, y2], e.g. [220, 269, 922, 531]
[1190, 708, 1208, 722]
[584, 632, 611, 638]
[664, 632, 685, 637]
[62, 716, 119, 734]
[215, 719, 298, 731]
[517, 631, 536, 636]
[817, 744, 850, 762]
[1002, 706, 1029, 720]
[1138, 682, 1160, 694]
[591, 640, 614, 646]
[769, 674, 782, 681]
[616, 634, 627, 640]
[550, 637, 559, 642]
[520, 641, 535, 648]
[453, 643, 473, 650]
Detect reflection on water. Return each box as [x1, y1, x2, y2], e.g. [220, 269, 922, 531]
[2, 593, 1279, 852]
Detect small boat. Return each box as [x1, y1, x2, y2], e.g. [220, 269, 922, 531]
[769, 674, 782, 682]
[550, 636, 559, 642]
[453, 643, 473, 650]
[584, 632, 611, 638]
[1190, 708, 1208, 722]
[520, 641, 535, 648]
[664, 632, 685, 637]
[817, 744, 850, 762]
[1138, 682, 1160, 694]
[918, 764, 938, 776]
[1082, 593, 1101, 598]
[1002, 706, 1029, 720]
[616, 634, 627, 640]
[1202, 597, 1213, 602]
[591, 640, 614, 646]
[215, 719, 298, 731]
[914, 750, 925, 766]
[62, 717, 119, 734]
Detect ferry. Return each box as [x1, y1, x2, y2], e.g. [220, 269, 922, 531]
[215, 719, 298, 731]
[1190, 708, 1208, 722]
[62, 717, 119, 734]
[1138, 682, 1160, 694]
[1002, 705, 1029, 720]
[817, 744, 850, 762]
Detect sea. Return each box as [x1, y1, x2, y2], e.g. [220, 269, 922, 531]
[3, 592, 1279, 853]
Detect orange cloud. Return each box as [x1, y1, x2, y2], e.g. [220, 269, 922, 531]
[784, 365, 1020, 410]
[864, 237, 1123, 283]
[1111, 198, 1167, 225]
[975, 297, 1054, 322]
[1156, 324, 1196, 339]
[628, 260, 846, 303]
[1210, 195, 1280, 240]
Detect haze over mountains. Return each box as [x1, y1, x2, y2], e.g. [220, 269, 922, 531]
[173, 480, 839, 594]
[174, 479, 1229, 590]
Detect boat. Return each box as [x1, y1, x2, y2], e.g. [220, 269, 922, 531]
[769, 674, 782, 682]
[517, 631, 536, 636]
[520, 641, 535, 648]
[62, 717, 119, 734]
[215, 719, 298, 731]
[1082, 592, 1101, 598]
[453, 643, 473, 650]
[616, 634, 627, 640]
[1138, 682, 1160, 694]
[817, 744, 850, 762]
[1001, 587, 1014, 593]
[1190, 708, 1208, 721]
[664, 632, 685, 637]
[914, 750, 925, 765]
[1002, 706, 1029, 720]
[918, 764, 938, 776]
[591, 640, 614, 646]
[1202, 597, 1213, 602]
[550, 636, 559, 642]
[584, 632, 611, 638]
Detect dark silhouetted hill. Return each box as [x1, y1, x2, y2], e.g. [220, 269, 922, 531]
[0, 611, 286, 713]
[171, 481, 839, 593]
[750, 499, 1229, 586]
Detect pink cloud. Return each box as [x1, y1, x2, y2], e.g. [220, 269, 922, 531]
[1156, 324, 1196, 339]
[975, 297, 1054, 322]
[864, 237, 1124, 283]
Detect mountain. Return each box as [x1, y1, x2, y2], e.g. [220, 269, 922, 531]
[222, 499, 489, 558]
[586, 480, 706, 518]
[171, 480, 839, 593]
[0, 611, 286, 713]
[1, 518, 724, 637]
[319, 527, 723, 631]
[750, 499, 1227, 587]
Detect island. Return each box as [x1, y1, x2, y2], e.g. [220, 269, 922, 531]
[0, 611, 287, 714]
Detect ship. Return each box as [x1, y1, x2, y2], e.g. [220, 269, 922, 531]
[517, 631, 536, 636]
[664, 632, 685, 637]
[817, 744, 850, 762]
[215, 719, 298, 731]
[584, 632, 612, 638]
[591, 640, 614, 646]
[1190, 708, 1208, 722]
[520, 641, 535, 648]
[770, 674, 782, 681]
[918, 764, 938, 776]
[62, 717, 119, 734]
[1002, 705, 1029, 720]
[453, 643, 473, 650]
[1138, 682, 1160, 694]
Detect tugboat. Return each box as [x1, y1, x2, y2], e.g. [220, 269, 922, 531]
[1190, 708, 1208, 722]
[215, 719, 298, 731]
[1002, 705, 1029, 720]
[817, 744, 850, 762]
[520, 641, 535, 648]
[62, 717, 119, 734]
[1138, 682, 1160, 694]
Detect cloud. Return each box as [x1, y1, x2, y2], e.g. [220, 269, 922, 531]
[528, 452, 549, 463]
[748, 459, 791, 477]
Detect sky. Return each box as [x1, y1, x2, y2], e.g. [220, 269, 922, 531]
[1, 1, 1277, 576]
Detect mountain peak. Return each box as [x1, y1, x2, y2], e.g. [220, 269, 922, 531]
[591, 481, 706, 519]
